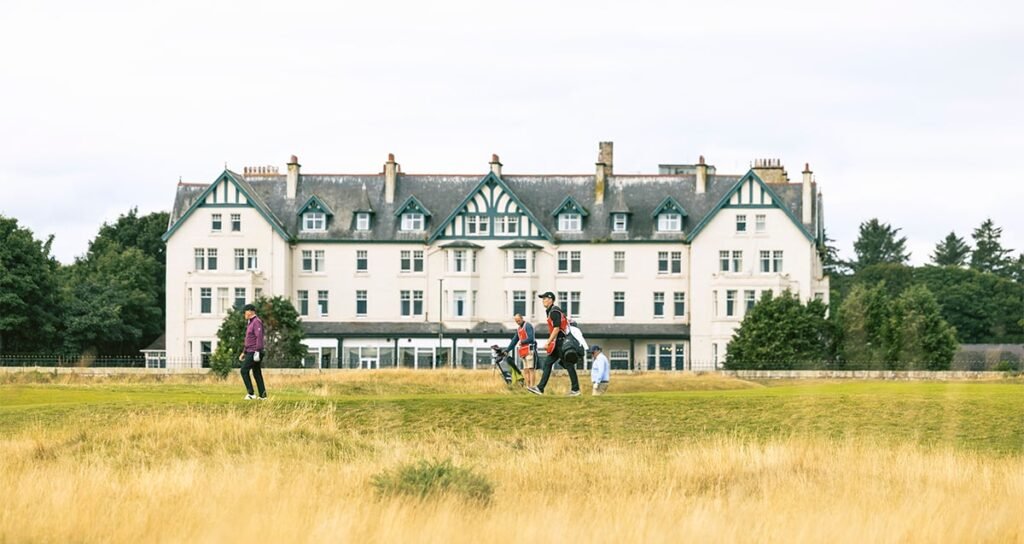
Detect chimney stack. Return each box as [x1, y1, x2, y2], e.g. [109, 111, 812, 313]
[695, 155, 708, 194]
[802, 163, 813, 225]
[595, 141, 613, 204]
[384, 153, 398, 204]
[286, 155, 300, 200]
[489, 154, 502, 178]
[752, 158, 789, 184]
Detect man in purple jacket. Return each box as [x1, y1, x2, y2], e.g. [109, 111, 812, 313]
[237, 303, 267, 399]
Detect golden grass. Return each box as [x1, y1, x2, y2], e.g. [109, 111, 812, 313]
[3, 402, 1023, 543]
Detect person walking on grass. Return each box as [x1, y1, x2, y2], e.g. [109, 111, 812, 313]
[527, 292, 581, 396]
[589, 345, 610, 395]
[238, 303, 267, 400]
[507, 313, 538, 389]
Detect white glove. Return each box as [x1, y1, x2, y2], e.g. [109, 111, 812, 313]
[254, 351, 261, 362]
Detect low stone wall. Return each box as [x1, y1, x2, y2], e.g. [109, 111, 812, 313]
[723, 370, 1012, 380]
[1, 366, 1017, 380]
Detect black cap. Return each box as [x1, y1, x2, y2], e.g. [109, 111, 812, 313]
[588, 344, 601, 353]
[538, 291, 555, 300]
[243, 304, 257, 312]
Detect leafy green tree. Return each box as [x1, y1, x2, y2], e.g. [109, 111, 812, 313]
[819, 229, 852, 276]
[852, 218, 909, 271]
[210, 296, 308, 377]
[0, 216, 61, 354]
[836, 283, 893, 369]
[930, 231, 971, 267]
[724, 291, 832, 370]
[915, 266, 1024, 344]
[887, 285, 957, 370]
[851, 263, 916, 299]
[970, 219, 1013, 277]
[60, 246, 163, 355]
[88, 208, 170, 326]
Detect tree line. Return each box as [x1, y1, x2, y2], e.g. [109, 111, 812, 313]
[726, 218, 1024, 370]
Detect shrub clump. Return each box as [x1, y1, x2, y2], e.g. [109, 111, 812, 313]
[371, 458, 493, 505]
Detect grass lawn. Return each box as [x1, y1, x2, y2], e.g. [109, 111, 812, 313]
[3, 371, 1023, 454]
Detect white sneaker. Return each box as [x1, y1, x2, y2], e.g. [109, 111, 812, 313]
[567, 390, 581, 397]
[526, 386, 543, 396]
[245, 394, 256, 400]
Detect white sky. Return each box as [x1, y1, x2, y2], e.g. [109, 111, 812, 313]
[1, 0, 1022, 265]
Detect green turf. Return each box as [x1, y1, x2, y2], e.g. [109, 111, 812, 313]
[3, 378, 1024, 455]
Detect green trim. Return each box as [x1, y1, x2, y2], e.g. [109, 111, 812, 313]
[551, 196, 589, 217]
[298, 195, 335, 217]
[651, 196, 688, 218]
[685, 170, 815, 243]
[393, 195, 432, 217]
[162, 171, 290, 242]
[428, 172, 553, 243]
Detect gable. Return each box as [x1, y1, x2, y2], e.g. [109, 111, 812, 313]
[162, 170, 290, 242]
[551, 196, 589, 217]
[298, 195, 335, 217]
[686, 171, 814, 243]
[429, 173, 553, 242]
[394, 195, 432, 217]
[651, 196, 688, 218]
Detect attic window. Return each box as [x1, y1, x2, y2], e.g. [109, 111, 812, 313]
[303, 212, 326, 231]
[401, 213, 424, 232]
[612, 214, 628, 232]
[356, 213, 370, 231]
[657, 213, 681, 232]
[558, 213, 581, 232]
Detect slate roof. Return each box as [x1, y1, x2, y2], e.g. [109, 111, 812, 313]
[169, 168, 819, 245]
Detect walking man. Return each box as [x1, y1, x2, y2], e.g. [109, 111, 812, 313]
[506, 313, 537, 389]
[238, 303, 267, 400]
[527, 292, 581, 396]
[589, 345, 610, 395]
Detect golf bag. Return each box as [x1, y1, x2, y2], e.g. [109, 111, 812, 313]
[491, 346, 524, 386]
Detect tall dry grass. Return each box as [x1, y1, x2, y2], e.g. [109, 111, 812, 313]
[2, 403, 1023, 543]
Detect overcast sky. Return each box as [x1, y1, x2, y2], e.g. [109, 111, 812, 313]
[1, 0, 1021, 265]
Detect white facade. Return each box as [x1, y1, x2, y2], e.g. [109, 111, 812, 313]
[163, 149, 828, 370]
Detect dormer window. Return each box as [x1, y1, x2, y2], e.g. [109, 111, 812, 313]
[401, 213, 424, 231]
[612, 214, 628, 232]
[356, 213, 370, 231]
[303, 212, 326, 231]
[657, 213, 682, 232]
[558, 213, 581, 232]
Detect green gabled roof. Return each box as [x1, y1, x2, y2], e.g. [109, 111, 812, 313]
[428, 172, 553, 243]
[393, 195, 432, 217]
[297, 195, 335, 217]
[551, 195, 589, 217]
[685, 170, 815, 243]
[651, 196, 688, 218]
[161, 170, 290, 242]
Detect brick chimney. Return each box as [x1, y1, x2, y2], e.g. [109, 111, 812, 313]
[286, 155, 300, 200]
[384, 153, 398, 204]
[595, 141, 613, 204]
[695, 155, 708, 194]
[802, 163, 813, 225]
[489, 154, 502, 178]
[752, 158, 789, 184]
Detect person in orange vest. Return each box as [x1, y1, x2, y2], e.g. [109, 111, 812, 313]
[506, 313, 537, 389]
[527, 292, 581, 396]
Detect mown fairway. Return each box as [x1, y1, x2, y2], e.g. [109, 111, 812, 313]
[2, 371, 1024, 543]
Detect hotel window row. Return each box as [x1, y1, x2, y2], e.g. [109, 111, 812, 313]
[735, 214, 767, 233]
[717, 250, 784, 273]
[188, 286, 260, 315]
[194, 248, 259, 271]
[210, 213, 242, 232]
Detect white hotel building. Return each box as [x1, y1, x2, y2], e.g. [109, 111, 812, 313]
[162, 143, 829, 370]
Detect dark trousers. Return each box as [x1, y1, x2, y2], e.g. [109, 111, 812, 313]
[536, 339, 580, 393]
[241, 352, 266, 397]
